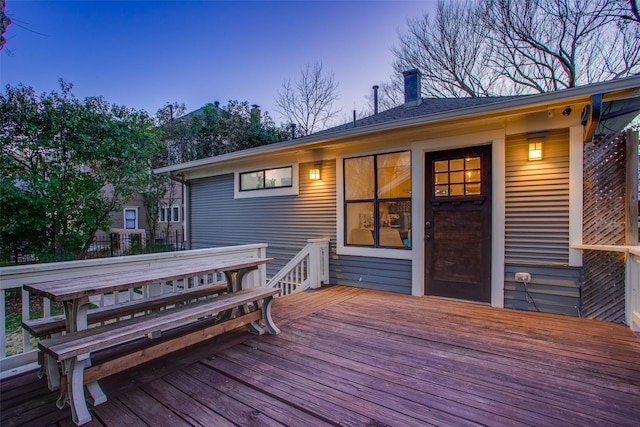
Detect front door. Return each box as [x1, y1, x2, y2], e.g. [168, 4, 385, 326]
[425, 145, 492, 302]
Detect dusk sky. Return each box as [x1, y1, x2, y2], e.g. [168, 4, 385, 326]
[1, 1, 433, 126]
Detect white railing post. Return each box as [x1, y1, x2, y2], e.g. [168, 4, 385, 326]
[307, 238, 330, 289]
[257, 245, 268, 288]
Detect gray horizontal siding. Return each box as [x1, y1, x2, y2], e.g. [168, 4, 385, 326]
[190, 161, 336, 278]
[505, 130, 570, 265]
[503, 129, 581, 317]
[504, 264, 581, 317]
[331, 254, 412, 294]
[190, 161, 413, 293]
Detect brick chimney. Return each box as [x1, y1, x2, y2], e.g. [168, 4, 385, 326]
[403, 69, 422, 108]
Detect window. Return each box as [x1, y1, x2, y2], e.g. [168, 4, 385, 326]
[344, 151, 411, 248]
[434, 157, 481, 197]
[239, 166, 293, 191]
[159, 206, 180, 222]
[124, 208, 138, 230]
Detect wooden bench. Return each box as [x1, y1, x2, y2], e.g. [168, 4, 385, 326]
[23, 282, 228, 339]
[38, 286, 280, 426]
[23, 282, 227, 390]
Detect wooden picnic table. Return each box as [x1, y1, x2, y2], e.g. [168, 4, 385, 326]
[23, 256, 274, 426]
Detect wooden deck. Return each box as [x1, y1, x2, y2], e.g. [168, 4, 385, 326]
[2, 285, 640, 426]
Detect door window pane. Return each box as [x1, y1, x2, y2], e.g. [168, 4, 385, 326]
[449, 159, 464, 171]
[449, 171, 464, 184]
[434, 160, 449, 173]
[433, 156, 482, 197]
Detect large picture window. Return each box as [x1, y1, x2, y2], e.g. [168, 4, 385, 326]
[239, 166, 293, 191]
[344, 151, 411, 248]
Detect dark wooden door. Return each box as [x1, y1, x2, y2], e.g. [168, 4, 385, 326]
[425, 145, 492, 303]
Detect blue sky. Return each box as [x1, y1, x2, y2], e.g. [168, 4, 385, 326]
[1, 0, 433, 125]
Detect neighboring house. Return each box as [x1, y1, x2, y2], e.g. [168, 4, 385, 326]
[156, 70, 640, 321]
[100, 179, 184, 252]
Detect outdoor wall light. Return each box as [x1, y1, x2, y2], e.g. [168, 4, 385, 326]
[528, 142, 543, 161]
[309, 168, 321, 180]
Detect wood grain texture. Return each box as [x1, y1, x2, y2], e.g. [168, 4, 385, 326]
[3, 285, 639, 427]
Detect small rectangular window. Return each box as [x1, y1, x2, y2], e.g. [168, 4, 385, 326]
[240, 167, 293, 191]
[171, 206, 179, 222]
[124, 208, 137, 229]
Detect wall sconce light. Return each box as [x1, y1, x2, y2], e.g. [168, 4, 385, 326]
[528, 142, 543, 161]
[309, 168, 321, 180]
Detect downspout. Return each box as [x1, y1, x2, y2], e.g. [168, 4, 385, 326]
[582, 93, 602, 143]
[167, 173, 191, 250]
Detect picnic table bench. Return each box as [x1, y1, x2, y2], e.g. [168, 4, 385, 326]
[23, 256, 279, 426]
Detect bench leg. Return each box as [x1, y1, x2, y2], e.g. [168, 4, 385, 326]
[261, 296, 280, 335]
[44, 353, 61, 391]
[84, 354, 107, 406]
[59, 354, 93, 426]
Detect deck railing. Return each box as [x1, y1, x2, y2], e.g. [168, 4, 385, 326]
[629, 248, 640, 332]
[572, 244, 640, 332]
[0, 244, 268, 378]
[267, 239, 330, 296]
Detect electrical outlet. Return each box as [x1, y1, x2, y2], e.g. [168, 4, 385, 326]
[515, 272, 531, 282]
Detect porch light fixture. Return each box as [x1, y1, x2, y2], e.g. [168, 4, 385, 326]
[528, 142, 543, 161]
[309, 168, 321, 180]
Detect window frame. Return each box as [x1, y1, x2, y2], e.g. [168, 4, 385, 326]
[124, 207, 138, 230]
[342, 150, 412, 252]
[234, 163, 299, 199]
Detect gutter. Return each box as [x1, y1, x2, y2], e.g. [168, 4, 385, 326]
[155, 74, 640, 175]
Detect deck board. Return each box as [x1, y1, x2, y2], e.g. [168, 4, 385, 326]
[2, 285, 639, 426]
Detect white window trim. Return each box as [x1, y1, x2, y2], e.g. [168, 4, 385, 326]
[124, 207, 139, 230]
[234, 163, 299, 199]
[171, 205, 180, 223]
[336, 155, 412, 260]
[159, 205, 181, 222]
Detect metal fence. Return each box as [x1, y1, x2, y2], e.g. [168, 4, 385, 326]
[5, 230, 185, 266]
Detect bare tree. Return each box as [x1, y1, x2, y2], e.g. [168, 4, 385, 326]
[617, 0, 640, 23]
[1, 0, 11, 52]
[392, 0, 639, 98]
[275, 61, 341, 136]
[359, 81, 403, 117]
[392, 0, 502, 97]
[484, 0, 637, 92]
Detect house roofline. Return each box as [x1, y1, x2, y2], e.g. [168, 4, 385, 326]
[155, 75, 640, 175]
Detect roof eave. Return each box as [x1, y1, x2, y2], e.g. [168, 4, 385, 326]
[155, 75, 640, 175]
